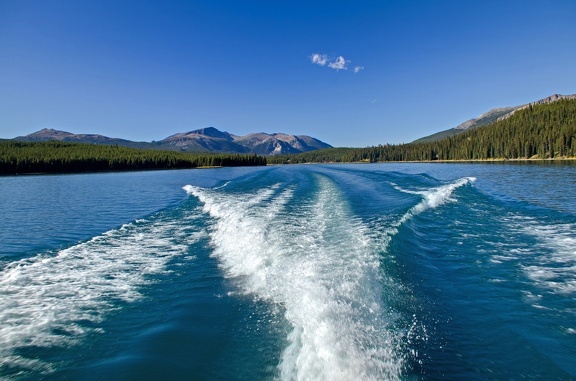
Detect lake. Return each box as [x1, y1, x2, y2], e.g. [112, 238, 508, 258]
[1, 162, 575, 380]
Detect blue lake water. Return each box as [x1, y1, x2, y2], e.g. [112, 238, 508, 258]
[1, 163, 575, 380]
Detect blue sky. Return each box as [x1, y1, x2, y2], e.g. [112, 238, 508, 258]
[1, 0, 575, 147]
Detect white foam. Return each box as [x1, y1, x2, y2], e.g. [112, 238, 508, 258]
[518, 221, 576, 295]
[186, 178, 405, 381]
[0, 211, 202, 373]
[395, 177, 476, 225]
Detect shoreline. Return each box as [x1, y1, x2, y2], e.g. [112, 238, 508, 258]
[4, 157, 575, 175]
[0, 165, 228, 177]
[270, 157, 576, 165]
[409, 157, 576, 163]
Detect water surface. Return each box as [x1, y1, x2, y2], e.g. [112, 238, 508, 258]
[1, 163, 575, 380]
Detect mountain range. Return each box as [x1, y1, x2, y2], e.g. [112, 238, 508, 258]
[12, 127, 332, 156]
[413, 94, 576, 143]
[8, 94, 575, 153]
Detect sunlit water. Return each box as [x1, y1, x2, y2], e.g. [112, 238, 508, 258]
[1, 163, 575, 380]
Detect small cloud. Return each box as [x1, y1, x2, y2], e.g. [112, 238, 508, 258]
[310, 52, 361, 73]
[310, 53, 328, 66]
[328, 56, 349, 71]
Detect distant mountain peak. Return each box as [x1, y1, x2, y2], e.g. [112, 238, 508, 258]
[533, 93, 576, 104]
[164, 127, 234, 142]
[25, 128, 76, 139]
[188, 127, 232, 139]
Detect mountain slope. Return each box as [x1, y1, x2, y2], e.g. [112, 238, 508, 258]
[268, 97, 576, 163]
[233, 132, 332, 155]
[413, 94, 576, 143]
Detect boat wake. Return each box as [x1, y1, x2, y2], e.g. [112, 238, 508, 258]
[0, 210, 203, 375]
[186, 176, 405, 381]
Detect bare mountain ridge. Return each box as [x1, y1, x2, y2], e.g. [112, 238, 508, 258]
[414, 94, 576, 143]
[454, 107, 517, 130]
[14, 127, 332, 155]
[15, 129, 150, 149]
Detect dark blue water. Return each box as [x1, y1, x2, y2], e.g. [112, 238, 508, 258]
[1, 163, 575, 380]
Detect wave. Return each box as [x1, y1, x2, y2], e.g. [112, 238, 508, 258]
[391, 176, 476, 225]
[185, 177, 405, 381]
[517, 219, 576, 296]
[490, 212, 576, 298]
[0, 210, 203, 375]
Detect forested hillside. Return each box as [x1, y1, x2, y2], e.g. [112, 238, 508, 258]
[268, 98, 576, 164]
[0, 141, 266, 174]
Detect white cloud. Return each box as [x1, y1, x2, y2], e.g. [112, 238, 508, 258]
[310, 52, 360, 73]
[328, 56, 349, 70]
[310, 53, 328, 66]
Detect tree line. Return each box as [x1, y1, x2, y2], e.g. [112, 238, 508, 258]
[268, 98, 576, 164]
[0, 141, 267, 174]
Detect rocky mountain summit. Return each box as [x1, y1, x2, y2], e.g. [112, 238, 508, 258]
[14, 127, 332, 156]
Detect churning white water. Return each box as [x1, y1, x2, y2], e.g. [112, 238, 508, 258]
[185, 175, 405, 381]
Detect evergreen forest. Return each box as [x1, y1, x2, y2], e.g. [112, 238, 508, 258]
[268, 98, 576, 164]
[0, 141, 267, 174]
